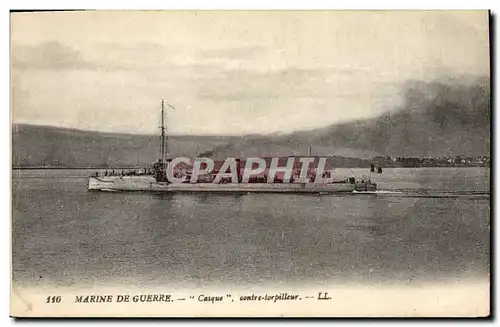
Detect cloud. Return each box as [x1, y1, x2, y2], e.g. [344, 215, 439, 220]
[11, 40, 177, 72]
[197, 46, 268, 60]
[193, 66, 399, 103]
[12, 41, 96, 70]
[10, 25, 489, 136]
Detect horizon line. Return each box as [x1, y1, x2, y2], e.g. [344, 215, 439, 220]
[11, 122, 250, 138]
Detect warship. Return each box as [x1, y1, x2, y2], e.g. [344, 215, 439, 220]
[87, 100, 378, 193]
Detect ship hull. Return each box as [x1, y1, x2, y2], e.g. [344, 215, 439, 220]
[87, 176, 376, 193]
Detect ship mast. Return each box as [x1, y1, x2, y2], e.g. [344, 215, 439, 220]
[160, 99, 175, 169]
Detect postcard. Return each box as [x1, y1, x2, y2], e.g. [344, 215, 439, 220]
[11, 10, 490, 317]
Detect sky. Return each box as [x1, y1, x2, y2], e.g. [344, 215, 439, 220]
[11, 10, 490, 135]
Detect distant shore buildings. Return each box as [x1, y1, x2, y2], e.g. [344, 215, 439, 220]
[13, 154, 490, 169]
[371, 155, 490, 168]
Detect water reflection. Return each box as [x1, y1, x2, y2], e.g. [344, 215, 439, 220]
[11, 169, 490, 289]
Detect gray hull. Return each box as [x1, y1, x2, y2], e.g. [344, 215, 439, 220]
[87, 176, 377, 193]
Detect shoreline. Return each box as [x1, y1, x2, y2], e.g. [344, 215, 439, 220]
[12, 166, 491, 170]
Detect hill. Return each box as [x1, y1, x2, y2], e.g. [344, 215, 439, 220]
[11, 124, 238, 168]
[12, 76, 490, 168]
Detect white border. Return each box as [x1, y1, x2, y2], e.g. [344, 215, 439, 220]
[3, 1, 498, 10]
